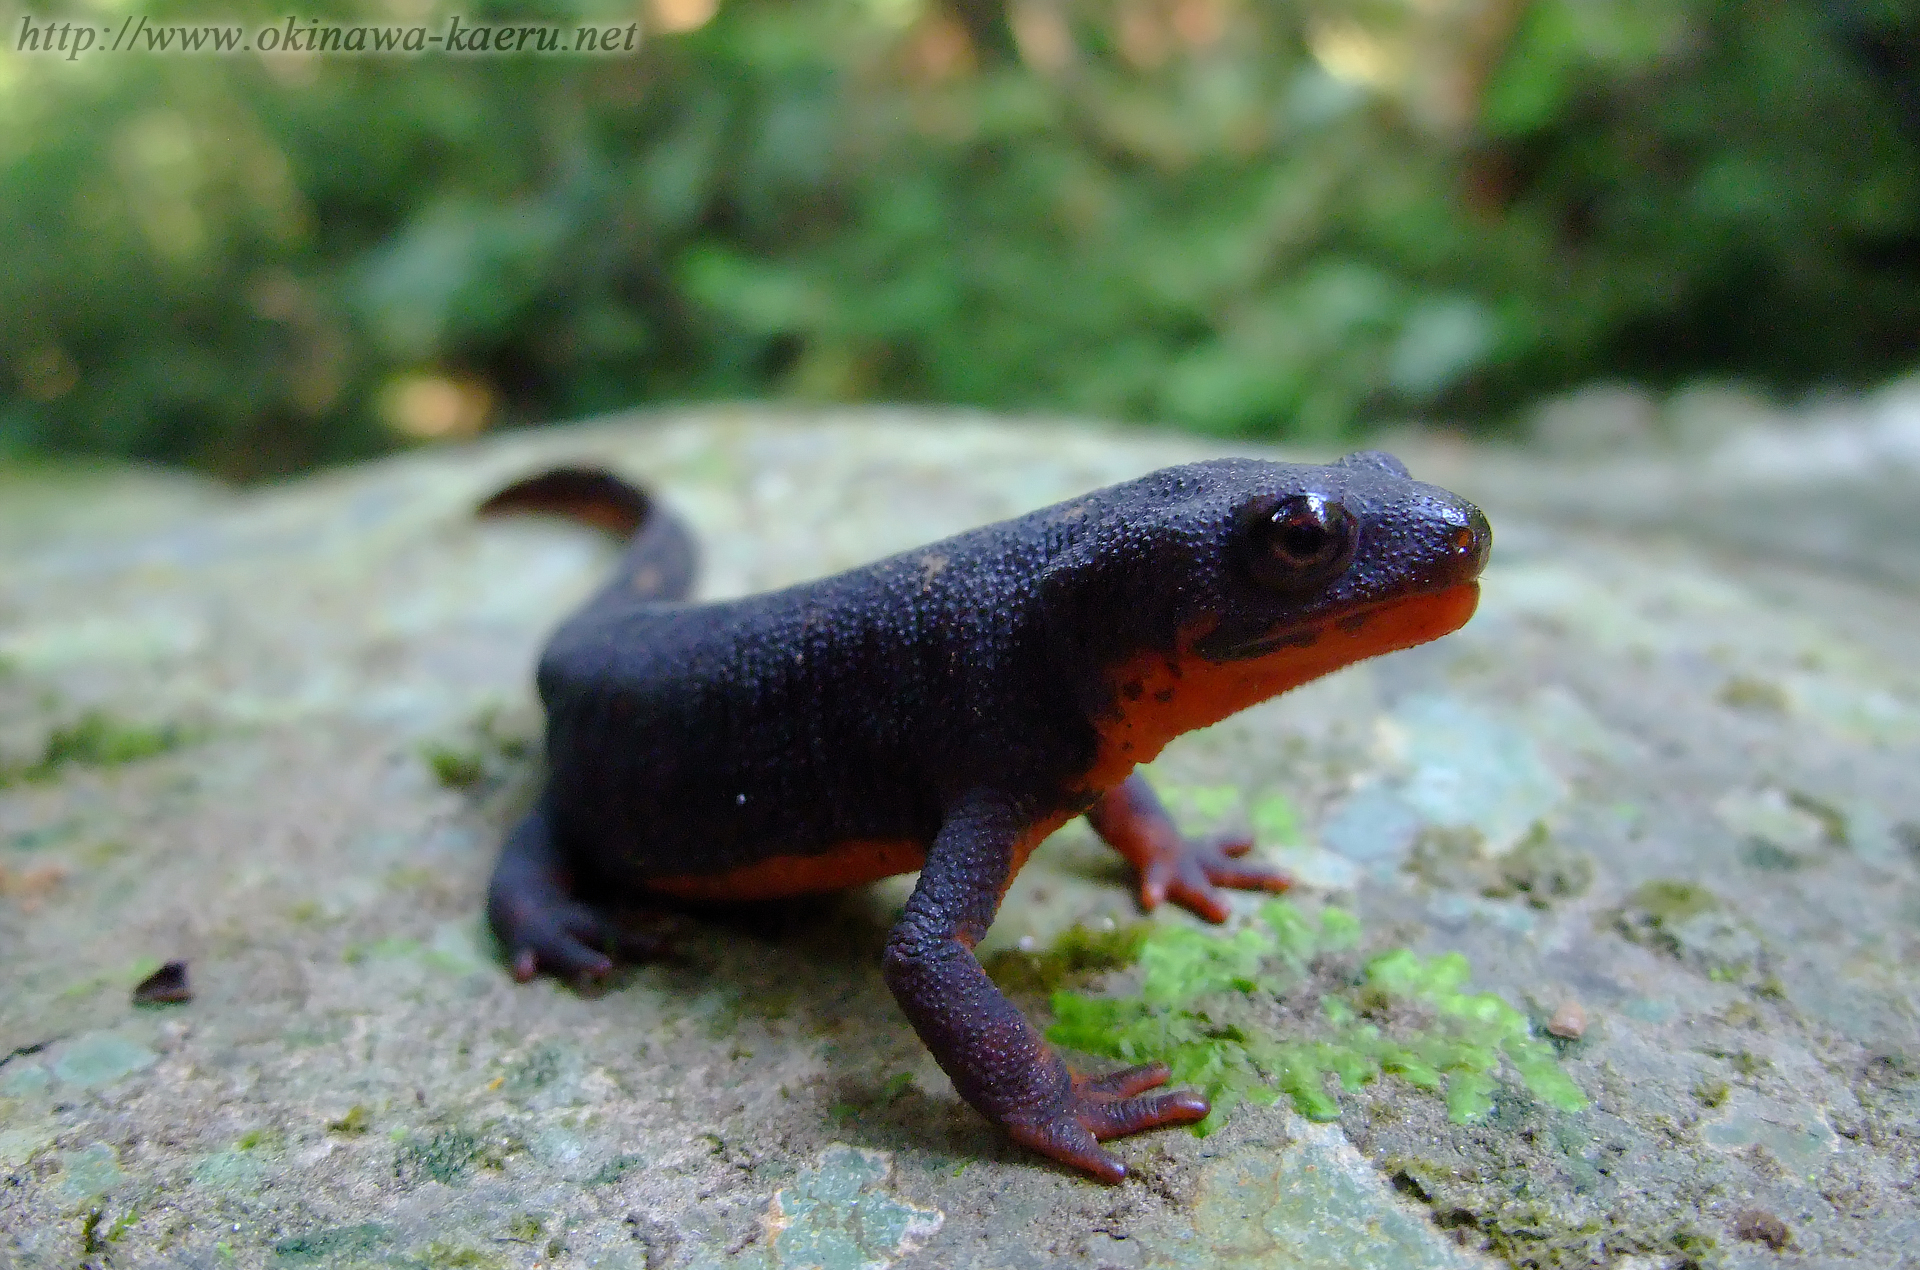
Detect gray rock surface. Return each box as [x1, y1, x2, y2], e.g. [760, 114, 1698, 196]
[1, 398, 1916, 1268]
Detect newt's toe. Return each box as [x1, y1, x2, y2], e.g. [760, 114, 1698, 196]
[497, 897, 619, 983]
[1091, 776, 1292, 925]
[1148, 833, 1292, 923]
[1006, 1062, 1210, 1183]
[1081, 1087, 1210, 1140]
[1080, 1062, 1176, 1101]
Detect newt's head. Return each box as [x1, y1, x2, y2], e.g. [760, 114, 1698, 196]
[1042, 452, 1490, 778]
[1176, 450, 1489, 661]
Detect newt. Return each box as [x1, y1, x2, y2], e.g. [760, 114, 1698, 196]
[479, 453, 1490, 1181]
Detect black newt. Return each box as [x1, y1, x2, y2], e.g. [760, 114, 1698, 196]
[479, 453, 1491, 1182]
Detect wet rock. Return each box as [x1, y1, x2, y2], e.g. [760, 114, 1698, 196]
[2, 400, 1917, 1266]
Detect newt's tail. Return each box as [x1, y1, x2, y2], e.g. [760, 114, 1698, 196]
[479, 466, 697, 603]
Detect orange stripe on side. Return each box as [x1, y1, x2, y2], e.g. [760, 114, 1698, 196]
[646, 815, 1071, 906]
[647, 838, 930, 901]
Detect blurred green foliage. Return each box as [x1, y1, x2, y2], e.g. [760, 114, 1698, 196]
[1, 0, 1917, 477]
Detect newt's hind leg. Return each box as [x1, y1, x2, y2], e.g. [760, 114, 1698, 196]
[1085, 774, 1291, 924]
[489, 801, 655, 982]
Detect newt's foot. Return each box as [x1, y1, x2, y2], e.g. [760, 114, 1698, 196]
[495, 891, 619, 983]
[1005, 1062, 1208, 1184]
[490, 805, 668, 984]
[1140, 830, 1292, 924]
[1087, 776, 1292, 925]
[499, 902, 669, 983]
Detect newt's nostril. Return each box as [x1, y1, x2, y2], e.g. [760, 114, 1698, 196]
[1459, 507, 1493, 573]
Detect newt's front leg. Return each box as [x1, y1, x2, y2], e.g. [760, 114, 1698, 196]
[1087, 773, 1291, 923]
[882, 792, 1207, 1182]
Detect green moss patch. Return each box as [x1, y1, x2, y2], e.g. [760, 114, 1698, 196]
[415, 1242, 508, 1270]
[1613, 879, 1769, 983]
[273, 1224, 392, 1264]
[1045, 901, 1586, 1133]
[983, 922, 1152, 997]
[1, 710, 193, 785]
[1624, 879, 1719, 926]
[419, 704, 535, 792]
[394, 1127, 496, 1185]
[1405, 821, 1594, 907]
[1390, 1163, 1720, 1270]
[327, 1105, 372, 1135]
[421, 743, 487, 790]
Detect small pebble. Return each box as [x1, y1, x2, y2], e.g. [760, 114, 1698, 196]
[1731, 1208, 1792, 1250]
[1547, 999, 1587, 1039]
[132, 960, 191, 1006]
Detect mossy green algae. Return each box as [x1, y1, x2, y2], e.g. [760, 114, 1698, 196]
[0, 709, 192, 785]
[1044, 900, 1586, 1134]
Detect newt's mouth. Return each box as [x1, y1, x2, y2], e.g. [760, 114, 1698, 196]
[1194, 619, 1328, 662]
[1083, 581, 1484, 790]
[1193, 580, 1483, 663]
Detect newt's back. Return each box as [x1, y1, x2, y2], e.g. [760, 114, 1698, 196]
[532, 516, 1089, 886]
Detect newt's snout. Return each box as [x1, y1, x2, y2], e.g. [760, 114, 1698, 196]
[1402, 491, 1491, 597]
[1455, 503, 1493, 578]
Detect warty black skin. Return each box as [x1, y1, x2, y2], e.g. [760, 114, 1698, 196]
[482, 451, 1491, 1181]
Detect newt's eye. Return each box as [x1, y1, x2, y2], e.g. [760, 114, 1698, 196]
[1246, 494, 1355, 587]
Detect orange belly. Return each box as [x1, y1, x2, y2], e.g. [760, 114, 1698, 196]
[646, 838, 929, 901]
[1081, 583, 1480, 792]
[644, 814, 1072, 904]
